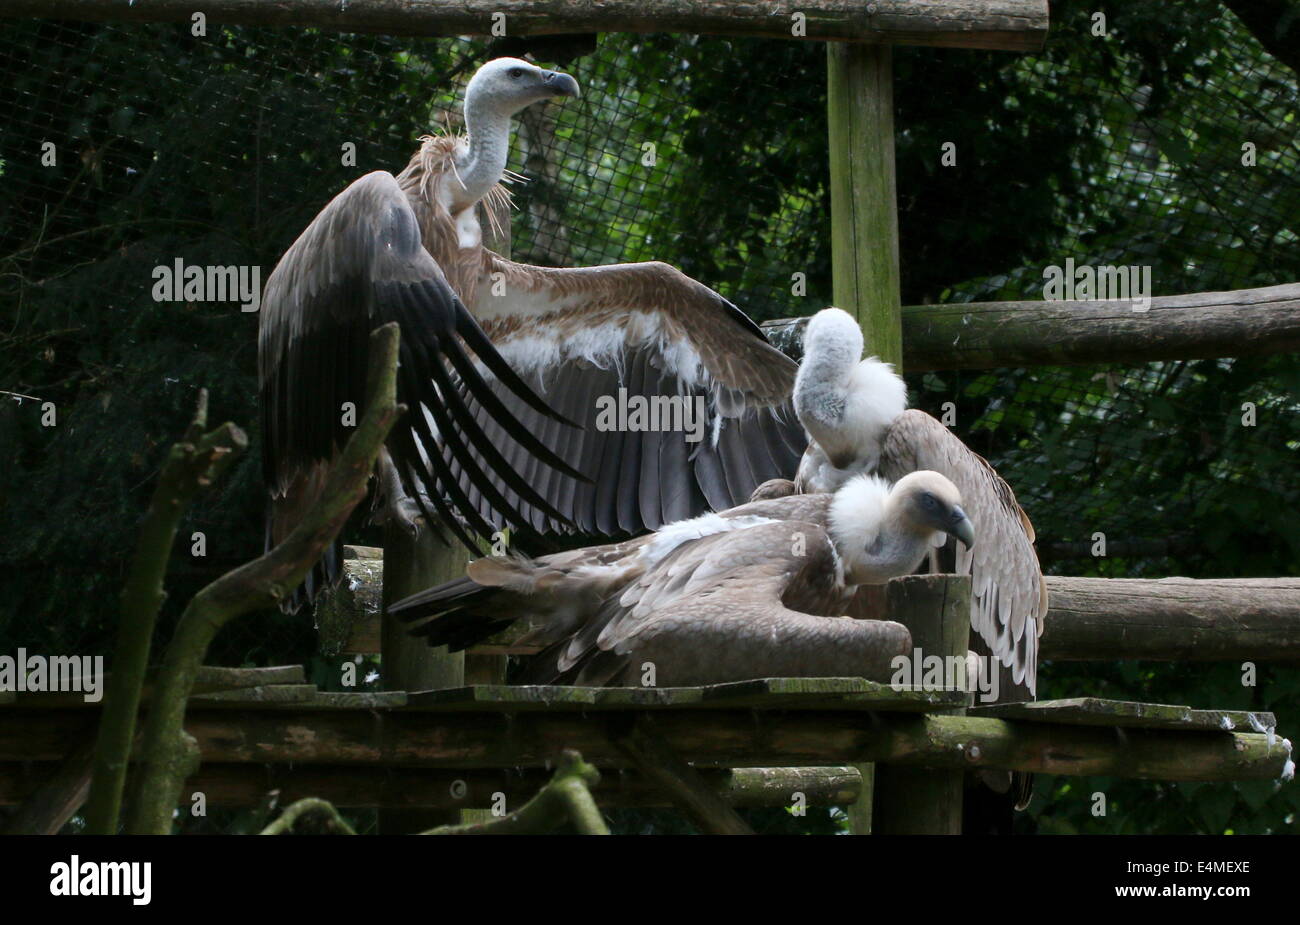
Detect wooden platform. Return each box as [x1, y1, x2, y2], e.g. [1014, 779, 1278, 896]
[0, 675, 1290, 814]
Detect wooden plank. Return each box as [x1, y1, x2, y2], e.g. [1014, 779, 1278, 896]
[700, 677, 966, 711]
[190, 684, 319, 707]
[0, 0, 1051, 51]
[0, 763, 862, 811]
[307, 691, 409, 710]
[405, 685, 600, 710]
[764, 282, 1300, 371]
[595, 687, 705, 708]
[193, 665, 306, 687]
[1041, 576, 1300, 663]
[0, 664, 309, 708]
[403, 679, 964, 712]
[973, 698, 1278, 733]
[2, 708, 1289, 780]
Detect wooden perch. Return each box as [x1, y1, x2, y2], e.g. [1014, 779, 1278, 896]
[0, 763, 864, 811]
[123, 323, 403, 835]
[8, 705, 1281, 782]
[420, 750, 609, 835]
[763, 282, 1300, 370]
[84, 389, 247, 835]
[1041, 576, 1300, 663]
[0, 0, 1050, 51]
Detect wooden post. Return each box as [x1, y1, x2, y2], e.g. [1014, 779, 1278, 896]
[827, 41, 902, 835]
[379, 524, 465, 832]
[872, 574, 970, 835]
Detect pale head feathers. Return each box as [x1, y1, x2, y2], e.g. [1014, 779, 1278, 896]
[795, 307, 906, 470]
[828, 470, 968, 585]
[464, 57, 580, 119]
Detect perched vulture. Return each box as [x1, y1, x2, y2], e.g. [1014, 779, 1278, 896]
[260, 56, 804, 611]
[755, 307, 1046, 811]
[762, 307, 1047, 695]
[388, 57, 804, 548]
[392, 470, 974, 686]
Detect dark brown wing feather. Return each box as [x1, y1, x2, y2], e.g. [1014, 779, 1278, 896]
[259, 171, 578, 612]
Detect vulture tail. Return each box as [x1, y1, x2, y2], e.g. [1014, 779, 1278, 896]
[390, 575, 516, 652]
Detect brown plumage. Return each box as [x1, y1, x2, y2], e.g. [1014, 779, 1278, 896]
[768, 306, 1046, 810]
[394, 471, 976, 686]
[391, 59, 805, 549]
[260, 58, 806, 611]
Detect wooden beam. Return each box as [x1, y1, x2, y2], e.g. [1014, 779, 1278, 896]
[5, 708, 1286, 781]
[828, 37, 902, 835]
[0, 0, 1050, 51]
[1041, 576, 1300, 663]
[379, 523, 465, 832]
[762, 282, 1300, 370]
[315, 562, 1300, 664]
[872, 575, 968, 835]
[827, 43, 903, 369]
[0, 763, 863, 811]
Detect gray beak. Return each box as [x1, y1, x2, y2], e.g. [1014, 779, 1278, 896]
[544, 71, 581, 98]
[948, 506, 976, 550]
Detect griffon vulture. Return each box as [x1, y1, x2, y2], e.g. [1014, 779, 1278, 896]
[755, 308, 1047, 698]
[388, 57, 804, 548]
[261, 57, 804, 610]
[392, 470, 974, 686]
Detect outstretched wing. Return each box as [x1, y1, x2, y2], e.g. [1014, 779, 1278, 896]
[879, 409, 1047, 694]
[447, 256, 807, 550]
[259, 170, 578, 612]
[521, 519, 907, 687]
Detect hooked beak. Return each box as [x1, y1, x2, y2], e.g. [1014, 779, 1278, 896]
[948, 506, 976, 550]
[543, 70, 581, 98]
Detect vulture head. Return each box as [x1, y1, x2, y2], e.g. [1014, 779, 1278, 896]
[465, 56, 581, 116]
[893, 470, 975, 550]
[452, 57, 581, 211]
[829, 470, 974, 585]
[794, 307, 907, 470]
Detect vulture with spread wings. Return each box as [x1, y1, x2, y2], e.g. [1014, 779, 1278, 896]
[260, 57, 804, 611]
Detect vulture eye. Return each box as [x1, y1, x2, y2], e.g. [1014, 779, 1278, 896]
[508, 68, 524, 79]
[921, 492, 938, 509]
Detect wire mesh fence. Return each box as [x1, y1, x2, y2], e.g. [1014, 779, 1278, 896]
[0, 4, 1296, 711]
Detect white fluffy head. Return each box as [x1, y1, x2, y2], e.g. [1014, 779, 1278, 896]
[795, 308, 906, 469]
[464, 58, 580, 118]
[826, 473, 892, 572]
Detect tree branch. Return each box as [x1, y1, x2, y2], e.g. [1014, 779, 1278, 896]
[124, 323, 402, 835]
[260, 798, 357, 835]
[84, 389, 247, 835]
[419, 750, 610, 835]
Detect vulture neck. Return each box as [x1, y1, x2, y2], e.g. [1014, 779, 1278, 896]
[451, 107, 512, 213]
[796, 357, 858, 470]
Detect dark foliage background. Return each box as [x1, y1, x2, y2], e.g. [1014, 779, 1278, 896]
[1, 0, 1296, 833]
